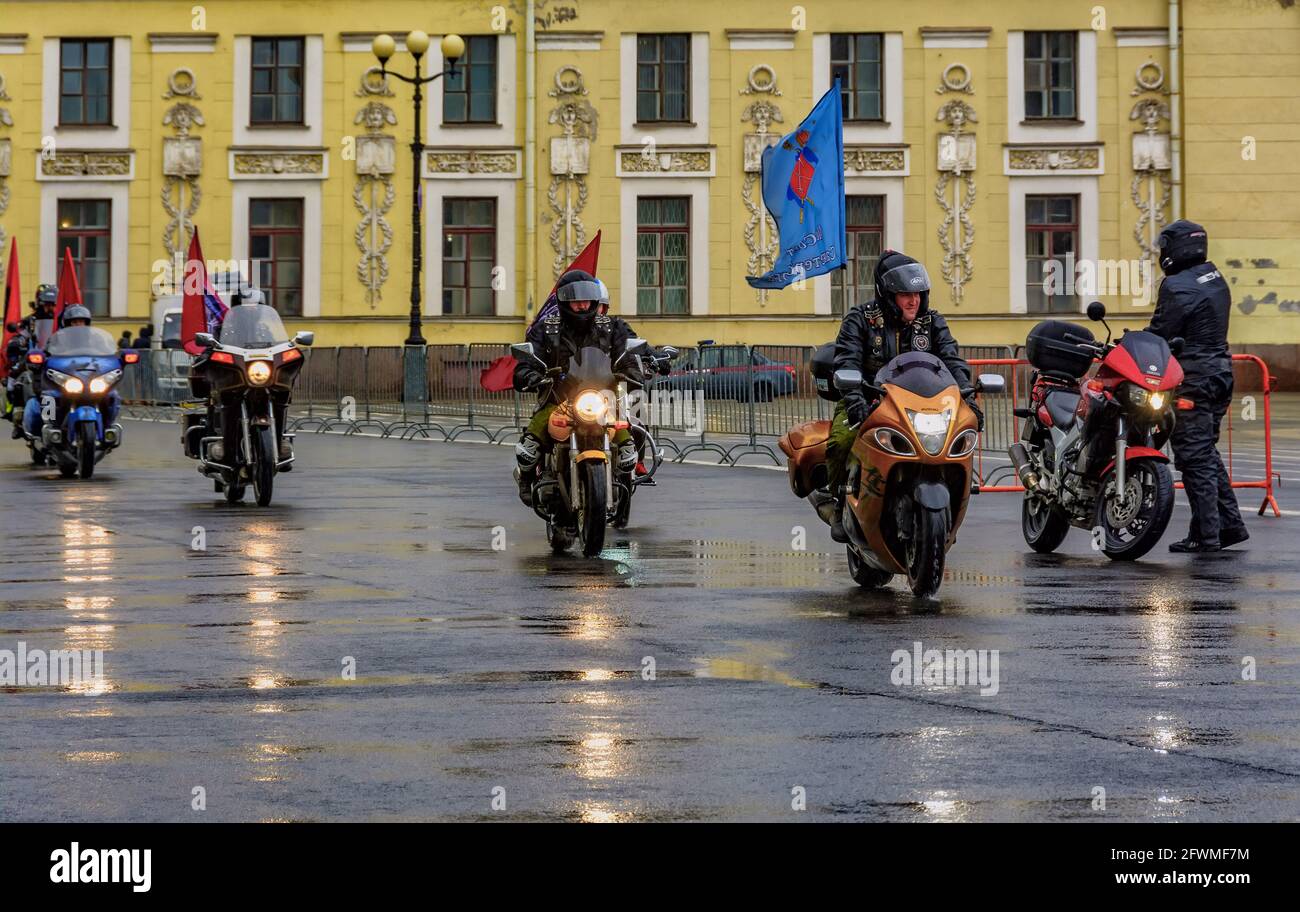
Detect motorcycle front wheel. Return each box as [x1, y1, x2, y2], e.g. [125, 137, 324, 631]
[76, 422, 96, 479]
[252, 425, 275, 507]
[578, 459, 608, 557]
[906, 508, 949, 599]
[1096, 459, 1174, 561]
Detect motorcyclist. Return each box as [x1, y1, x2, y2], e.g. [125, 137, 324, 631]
[4, 320, 29, 432]
[23, 304, 121, 435]
[1146, 219, 1247, 553]
[823, 251, 973, 542]
[512, 269, 644, 506]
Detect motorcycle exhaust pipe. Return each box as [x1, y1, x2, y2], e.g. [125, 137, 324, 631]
[1007, 443, 1042, 491]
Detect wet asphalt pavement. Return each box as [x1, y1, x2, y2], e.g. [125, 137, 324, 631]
[2, 418, 1298, 822]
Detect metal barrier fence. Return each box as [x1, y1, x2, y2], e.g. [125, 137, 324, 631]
[117, 343, 1279, 514]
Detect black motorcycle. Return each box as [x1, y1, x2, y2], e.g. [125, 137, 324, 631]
[182, 305, 312, 506]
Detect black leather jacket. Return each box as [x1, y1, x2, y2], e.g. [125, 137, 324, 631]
[513, 312, 640, 400]
[833, 299, 971, 413]
[1147, 260, 1233, 398]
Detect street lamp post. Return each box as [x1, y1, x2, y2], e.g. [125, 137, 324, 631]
[373, 30, 465, 346]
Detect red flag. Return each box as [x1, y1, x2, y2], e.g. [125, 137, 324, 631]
[180, 227, 228, 355]
[1, 238, 20, 381]
[53, 246, 82, 330]
[530, 229, 601, 328]
[479, 355, 517, 392]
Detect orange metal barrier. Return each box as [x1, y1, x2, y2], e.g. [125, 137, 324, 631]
[968, 355, 1281, 516]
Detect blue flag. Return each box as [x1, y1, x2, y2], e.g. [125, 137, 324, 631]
[746, 81, 847, 289]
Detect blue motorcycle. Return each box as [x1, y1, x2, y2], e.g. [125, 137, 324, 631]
[22, 325, 135, 478]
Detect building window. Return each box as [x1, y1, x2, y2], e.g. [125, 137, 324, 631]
[636, 34, 690, 123]
[442, 198, 497, 316]
[59, 39, 113, 126]
[1025, 195, 1078, 314]
[830, 34, 883, 122]
[250, 199, 304, 316]
[443, 36, 497, 124]
[250, 37, 304, 125]
[57, 200, 111, 315]
[1024, 31, 1076, 120]
[831, 195, 885, 316]
[636, 197, 689, 315]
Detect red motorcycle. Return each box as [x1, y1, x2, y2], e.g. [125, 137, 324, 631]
[1009, 302, 1191, 560]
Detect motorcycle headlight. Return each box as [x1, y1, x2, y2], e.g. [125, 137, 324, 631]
[49, 370, 85, 394]
[88, 370, 121, 395]
[574, 390, 609, 423]
[906, 408, 952, 456]
[246, 360, 273, 386]
[1148, 392, 1166, 411]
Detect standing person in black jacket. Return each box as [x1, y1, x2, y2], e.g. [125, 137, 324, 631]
[823, 251, 973, 542]
[1147, 219, 1248, 552]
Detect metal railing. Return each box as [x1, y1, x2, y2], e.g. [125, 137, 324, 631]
[117, 343, 1280, 514]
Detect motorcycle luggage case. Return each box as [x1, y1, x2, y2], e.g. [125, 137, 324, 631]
[1026, 320, 1095, 379]
[779, 419, 832, 498]
[810, 341, 841, 402]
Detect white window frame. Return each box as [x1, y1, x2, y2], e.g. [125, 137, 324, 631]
[427, 34, 516, 146]
[233, 35, 323, 147]
[42, 37, 131, 149]
[620, 33, 709, 146]
[813, 32, 902, 145]
[40, 182, 129, 317]
[1007, 30, 1097, 144]
[1008, 176, 1098, 315]
[230, 181, 322, 318]
[620, 179, 708, 318]
[423, 179, 518, 318]
[814, 177, 903, 316]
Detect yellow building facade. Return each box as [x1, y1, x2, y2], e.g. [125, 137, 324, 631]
[0, 0, 1295, 370]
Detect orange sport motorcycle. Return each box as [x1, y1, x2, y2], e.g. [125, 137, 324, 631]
[781, 351, 1004, 598]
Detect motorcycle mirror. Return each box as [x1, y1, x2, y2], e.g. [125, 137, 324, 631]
[976, 373, 1005, 395]
[194, 332, 215, 348]
[1169, 336, 1185, 357]
[660, 345, 679, 360]
[510, 342, 547, 370]
[624, 338, 649, 356]
[833, 368, 864, 392]
[293, 331, 315, 347]
[1087, 301, 1106, 322]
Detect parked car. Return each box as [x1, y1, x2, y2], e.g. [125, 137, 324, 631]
[656, 345, 797, 401]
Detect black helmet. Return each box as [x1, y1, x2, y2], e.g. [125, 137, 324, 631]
[62, 305, 93, 326]
[873, 251, 931, 321]
[556, 269, 601, 328]
[1158, 219, 1208, 275]
[34, 284, 58, 311]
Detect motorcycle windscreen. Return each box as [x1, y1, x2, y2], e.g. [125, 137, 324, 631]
[1117, 330, 1172, 379]
[563, 345, 616, 394]
[874, 351, 958, 398]
[218, 304, 290, 348]
[44, 326, 119, 358]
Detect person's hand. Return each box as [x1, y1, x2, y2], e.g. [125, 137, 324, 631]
[516, 367, 544, 392]
[965, 395, 985, 433]
[846, 397, 870, 428]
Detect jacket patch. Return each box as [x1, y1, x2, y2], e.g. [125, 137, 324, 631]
[1196, 270, 1222, 284]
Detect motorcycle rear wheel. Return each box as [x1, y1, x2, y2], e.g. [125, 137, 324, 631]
[847, 546, 893, 588]
[578, 460, 608, 557]
[76, 422, 95, 479]
[1022, 494, 1070, 553]
[1097, 459, 1174, 561]
[906, 508, 949, 599]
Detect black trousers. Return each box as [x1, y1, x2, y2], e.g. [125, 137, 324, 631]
[1169, 391, 1244, 543]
